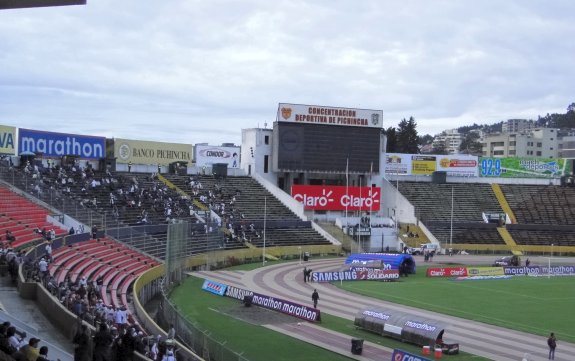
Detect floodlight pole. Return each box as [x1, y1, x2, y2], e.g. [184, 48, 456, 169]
[262, 196, 267, 266]
[450, 186, 454, 249]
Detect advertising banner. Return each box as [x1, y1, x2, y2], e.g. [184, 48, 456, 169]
[426, 267, 468, 277]
[223, 284, 321, 322]
[114, 138, 192, 165]
[277, 103, 383, 128]
[312, 269, 399, 282]
[503, 266, 575, 276]
[201, 279, 227, 296]
[291, 185, 381, 211]
[391, 348, 432, 361]
[195, 144, 240, 168]
[466, 267, 505, 276]
[436, 155, 479, 177]
[385, 154, 411, 175]
[0, 125, 16, 155]
[411, 155, 437, 175]
[19, 128, 105, 159]
[479, 157, 569, 178]
[385, 153, 479, 177]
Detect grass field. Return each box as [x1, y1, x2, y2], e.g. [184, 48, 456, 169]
[336, 264, 575, 343]
[170, 274, 490, 361]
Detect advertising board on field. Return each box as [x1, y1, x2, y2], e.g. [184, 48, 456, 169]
[426, 267, 468, 277]
[277, 103, 383, 128]
[479, 157, 570, 178]
[391, 349, 432, 361]
[466, 267, 505, 276]
[385, 153, 479, 177]
[19, 128, 105, 159]
[0, 125, 16, 155]
[291, 185, 381, 211]
[195, 144, 240, 168]
[114, 138, 192, 165]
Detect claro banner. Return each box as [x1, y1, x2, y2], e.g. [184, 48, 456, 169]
[195, 144, 240, 168]
[426, 267, 468, 277]
[114, 138, 192, 165]
[291, 185, 381, 211]
[0, 125, 16, 155]
[19, 128, 105, 159]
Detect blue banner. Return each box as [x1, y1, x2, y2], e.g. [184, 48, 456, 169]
[201, 279, 227, 296]
[391, 349, 432, 361]
[19, 128, 105, 159]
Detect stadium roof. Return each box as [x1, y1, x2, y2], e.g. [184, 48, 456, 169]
[0, 0, 85, 9]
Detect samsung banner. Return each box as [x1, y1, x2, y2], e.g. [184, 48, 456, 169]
[277, 103, 383, 128]
[385, 153, 479, 177]
[195, 144, 240, 168]
[291, 185, 381, 211]
[0, 125, 16, 155]
[114, 138, 192, 165]
[19, 128, 105, 159]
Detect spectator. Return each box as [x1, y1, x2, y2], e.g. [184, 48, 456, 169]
[19, 337, 41, 361]
[72, 324, 91, 361]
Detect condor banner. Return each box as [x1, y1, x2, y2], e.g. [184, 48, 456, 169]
[291, 185, 381, 211]
[0, 125, 16, 155]
[479, 157, 571, 178]
[195, 144, 240, 168]
[19, 128, 105, 159]
[385, 153, 479, 177]
[277, 103, 383, 128]
[114, 138, 192, 166]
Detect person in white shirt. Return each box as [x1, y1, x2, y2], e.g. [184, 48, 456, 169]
[38, 258, 48, 279]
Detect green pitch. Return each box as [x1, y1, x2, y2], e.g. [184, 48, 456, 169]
[336, 265, 575, 343]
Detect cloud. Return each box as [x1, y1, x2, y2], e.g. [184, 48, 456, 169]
[0, 0, 574, 144]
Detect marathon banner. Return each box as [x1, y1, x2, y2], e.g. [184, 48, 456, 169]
[385, 153, 479, 177]
[466, 267, 505, 277]
[19, 128, 105, 159]
[201, 279, 227, 296]
[291, 185, 381, 211]
[426, 267, 468, 277]
[503, 266, 575, 276]
[195, 144, 240, 168]
[277, 103, 383, 128]
[0, 125, 16, 155]
[312, 269, 399, 282]
[392, 348, 432, 361]
[222, 284, 321, 322]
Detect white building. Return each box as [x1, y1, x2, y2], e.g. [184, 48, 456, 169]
[432, 129, 462, 154]
[482, 128, 561, 158]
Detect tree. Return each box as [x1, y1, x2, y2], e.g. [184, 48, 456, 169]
[396, 117, 419, 153]
[459, 132, 483, 155]
[383, 126, 398, 152]
[431, 140, 448, 155]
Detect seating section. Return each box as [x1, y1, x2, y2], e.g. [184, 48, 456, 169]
[398, 181, 503, 222]
[500, 184, 575, 225]
[0, 186, 67, 249]
[426, 225, 505, 245]
[49, 238, 159, 309]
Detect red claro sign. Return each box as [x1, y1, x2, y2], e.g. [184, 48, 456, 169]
[291, 185, 381, 211]
[426, 267, 468, 277]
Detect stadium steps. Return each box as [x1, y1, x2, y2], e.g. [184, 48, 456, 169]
[496, 227, 522, 255]
[157, 174, 190, 199]
[491, 183, 517, 224]
[317, 222, 357, 252]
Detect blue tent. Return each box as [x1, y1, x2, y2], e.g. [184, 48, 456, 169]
[345, 253, 416, 274]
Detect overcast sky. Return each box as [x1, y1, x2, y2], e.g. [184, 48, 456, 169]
[1, 0, 574, 145]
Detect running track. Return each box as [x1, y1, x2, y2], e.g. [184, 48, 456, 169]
[191, 257, 575, 361]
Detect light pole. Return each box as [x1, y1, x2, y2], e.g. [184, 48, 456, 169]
[298, 246, 302, 265]
[262, 196, 267, 266]
[450, 186, 454, 250]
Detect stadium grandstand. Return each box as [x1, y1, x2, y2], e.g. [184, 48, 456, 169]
[0, 102, 574, 360]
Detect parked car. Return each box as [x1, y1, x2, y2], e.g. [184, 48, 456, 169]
[493, 255, 520, 267]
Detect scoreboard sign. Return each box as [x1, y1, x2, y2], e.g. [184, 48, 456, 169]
[277, 103, 383, 128]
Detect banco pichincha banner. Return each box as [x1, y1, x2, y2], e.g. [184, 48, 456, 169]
[479, 157, 571, 178]
[0, 125, 16, 155]
[114, 138, 193, 165]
